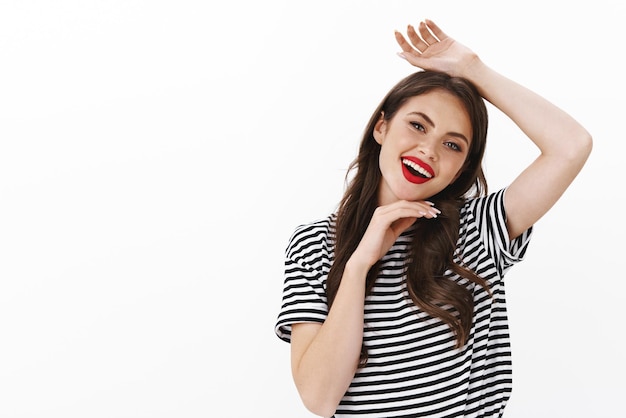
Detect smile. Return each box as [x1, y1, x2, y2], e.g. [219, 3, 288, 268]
[401, 157, 434, 184]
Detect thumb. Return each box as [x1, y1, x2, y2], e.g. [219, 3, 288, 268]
[397, 52, 429, 70]
[391, 217, 417, 237]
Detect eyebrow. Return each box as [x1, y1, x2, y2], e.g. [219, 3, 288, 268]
[408, 111, 470, 144]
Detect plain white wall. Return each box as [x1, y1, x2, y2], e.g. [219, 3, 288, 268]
[0, 1, 623, 417]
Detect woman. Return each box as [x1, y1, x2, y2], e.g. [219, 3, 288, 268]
[275, 19, 592, 417]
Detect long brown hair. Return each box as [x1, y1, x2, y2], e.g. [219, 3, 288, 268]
[326, 71, 490, 365]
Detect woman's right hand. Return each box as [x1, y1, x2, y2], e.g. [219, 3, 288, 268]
[349, 200, 440, 269]
[394, 19, 479, 79]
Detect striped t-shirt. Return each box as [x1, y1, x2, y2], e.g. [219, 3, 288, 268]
[275, 188, 533, 417]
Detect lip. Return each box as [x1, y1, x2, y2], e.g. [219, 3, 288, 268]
[401, 156, 435, 184]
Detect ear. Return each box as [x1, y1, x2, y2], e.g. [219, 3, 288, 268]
[373, 113, 386, 145]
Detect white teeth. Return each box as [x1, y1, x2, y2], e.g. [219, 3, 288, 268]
[402, 158, 432, 178]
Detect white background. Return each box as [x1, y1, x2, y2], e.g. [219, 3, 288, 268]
[1, 1, 623, 417]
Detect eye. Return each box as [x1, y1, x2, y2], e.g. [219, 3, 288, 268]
[444, 141, 461, 152]
[410, 122, 425, 132]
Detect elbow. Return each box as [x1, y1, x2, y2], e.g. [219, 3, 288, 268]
[564, 130, 593, 166]
[298, 388, 340, 418]
[305, 405, 337, 418]
[585, 133, 593, 157]
[578, 130, 593, 161]
[579, 131, 593, 159]
[575, 132, 593, 169]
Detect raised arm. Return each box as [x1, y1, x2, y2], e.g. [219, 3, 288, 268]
[395, 20, 593, 239]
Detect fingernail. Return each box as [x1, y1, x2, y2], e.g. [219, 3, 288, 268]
[397, 52, 407, 60]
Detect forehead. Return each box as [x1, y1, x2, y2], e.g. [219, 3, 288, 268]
[400, 90, 470, 117]
[397, 90, 472, 134]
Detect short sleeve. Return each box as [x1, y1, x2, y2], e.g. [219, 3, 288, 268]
[467, 187, 533, 277]
[274, 220, 332, 343]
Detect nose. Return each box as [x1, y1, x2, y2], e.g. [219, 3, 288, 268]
[416, 138, 438, 161]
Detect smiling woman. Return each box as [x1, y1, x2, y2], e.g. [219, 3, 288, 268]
[374, 87, 476, 205]
[2, 1, 622, 417]
[274, 19, 592, 418]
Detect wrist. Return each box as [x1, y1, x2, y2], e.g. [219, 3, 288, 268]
[458, 53, 484, 82]
[344, 256, 372, 280]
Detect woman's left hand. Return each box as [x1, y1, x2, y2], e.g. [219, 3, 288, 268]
[394, 19, 479, 78]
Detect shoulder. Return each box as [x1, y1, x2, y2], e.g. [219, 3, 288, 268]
[458, 188, 510, 248]
[460, 188, 507, 221]
[458, 188, 533, 276]
[285, 214, 336, 267]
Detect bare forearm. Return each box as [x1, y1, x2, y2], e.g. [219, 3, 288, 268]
[292, 260, 369, 416]
[462, 58, 592, 160]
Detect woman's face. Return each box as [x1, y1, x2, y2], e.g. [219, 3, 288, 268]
[374, 89, 473, 206]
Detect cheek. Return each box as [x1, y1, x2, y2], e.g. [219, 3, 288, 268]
[456, 154, 474, 179]
[379, 142, 398, 164]
[449, 158, 469, 182]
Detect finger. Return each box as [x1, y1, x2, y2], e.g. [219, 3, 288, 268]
[396, 51, 429, 70]
[394, 30, 418, 54]
[424, 19, 449, 41]
[377, 201, 440, 219]
[418, 21, 440, 45]
[406, 24, 429, 53]
[390, 217, 417, 236]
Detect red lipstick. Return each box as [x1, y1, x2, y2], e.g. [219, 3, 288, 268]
[401, 156, 435, 184]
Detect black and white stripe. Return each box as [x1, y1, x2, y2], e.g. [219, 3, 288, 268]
[275, 188, 532, 417]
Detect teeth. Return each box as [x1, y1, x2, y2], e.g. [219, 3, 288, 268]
[403, 158, 432, 178]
